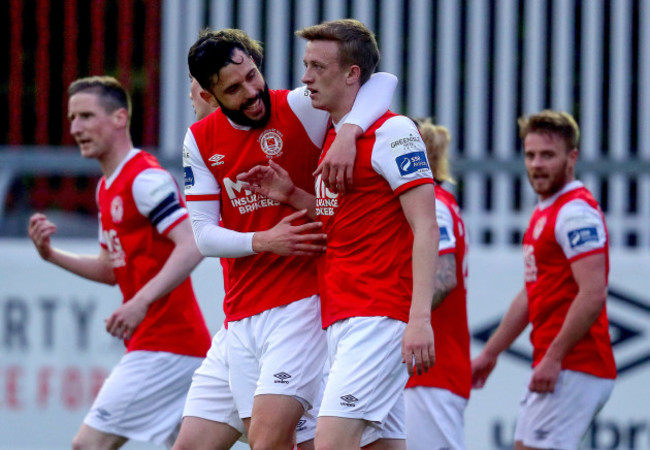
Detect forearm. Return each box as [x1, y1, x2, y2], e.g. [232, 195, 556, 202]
[544, 290, 606, 362]
[188, 200, 256, 258]
[46, 248, 116, 285]
[195, 222, 255, 257]
[287, 188, 317, 220]
[409, 223, 440, 322]
[130, 243, 203, 307]
[431, 253, 457, 310]
[346, 72, 398, 131]
[482, 288, 529, 357]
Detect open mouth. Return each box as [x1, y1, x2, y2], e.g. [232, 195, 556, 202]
[243, 97, 263, 115]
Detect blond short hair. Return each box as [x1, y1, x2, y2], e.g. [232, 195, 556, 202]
[413, 118, 454, 184]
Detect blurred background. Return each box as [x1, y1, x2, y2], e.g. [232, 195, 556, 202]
[1, 1, 649, 449]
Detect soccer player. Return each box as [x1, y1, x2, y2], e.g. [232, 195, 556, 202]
[404, 119, 470, 450]
[28, 76, 211, 449]
[239, 19, 439, 450]
[181, 28, 396, 450]
[471, 110, 616, 450]
[174, 74, 246, 450]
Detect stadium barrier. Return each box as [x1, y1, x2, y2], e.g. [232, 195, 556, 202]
[1, 240, 648, 449]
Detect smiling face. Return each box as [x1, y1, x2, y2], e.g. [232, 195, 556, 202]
[208, 48, 270, 127]
[68, 92, 125, 161]
[301, 40, 352, 121]
[524, 132, 578, 200]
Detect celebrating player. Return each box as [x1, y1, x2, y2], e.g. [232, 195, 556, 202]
[180, 28, 396, 450]
[239, 19, 439, 449]
[28, 76, 211, 449]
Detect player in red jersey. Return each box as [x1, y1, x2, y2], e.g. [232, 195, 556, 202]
[239, 19, 439, 450]
[404, 120, 470, 450]
[28, 76, 211, 449]
[471, 110, 616, 450]
[180, 28, 396, 450]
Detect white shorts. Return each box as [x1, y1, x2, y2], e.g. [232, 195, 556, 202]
[84, 350, 203, 446]
[319, 316, 408, 442]
[404, 386, 468, 450]
[227, 295, 327, 419]
[183, 326, 317, 444]
[182, 327, 245, 435]
[514, 369, 614, 450]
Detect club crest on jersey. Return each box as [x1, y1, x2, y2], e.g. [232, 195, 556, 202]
[532, 216, 546, 240]
[111, 196, 124, 223]
[258, 128, 284, 158]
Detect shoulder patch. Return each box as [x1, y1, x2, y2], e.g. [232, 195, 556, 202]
[395, 151, 430, 176]
[440, 226, 450, 242]
[184, 166, 195, 188]
[568, 227, 598, 248]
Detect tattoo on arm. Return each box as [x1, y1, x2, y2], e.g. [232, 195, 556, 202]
[432, 253, 458, 310]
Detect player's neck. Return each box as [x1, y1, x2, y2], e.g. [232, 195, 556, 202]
[329, 88, 359, 124]
[99, 137, 134, 178]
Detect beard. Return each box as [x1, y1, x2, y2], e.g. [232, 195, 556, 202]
[218, 84, 272, 129]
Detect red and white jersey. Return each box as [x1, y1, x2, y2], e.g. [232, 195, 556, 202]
[406, 185, 471, 399]
[522, 180, 616, 379]
[183, 89, 324, 322]
[97, 149, 211, 357]
[316, 112, 434, 328]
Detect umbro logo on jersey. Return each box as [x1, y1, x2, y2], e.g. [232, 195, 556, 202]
[340, 394, 358, 407]
[209, 154, 225, 166]
[274, 372, 292, 384]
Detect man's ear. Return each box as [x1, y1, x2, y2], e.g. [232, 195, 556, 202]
[346, 65, 362, 85]
[112, 108, 129, 128]
[200, 90, 220, 107]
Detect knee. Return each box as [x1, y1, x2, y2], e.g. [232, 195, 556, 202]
[249, 431, 293, 450]
[71, 434, 89, 450]
[314, 442, 338, 450]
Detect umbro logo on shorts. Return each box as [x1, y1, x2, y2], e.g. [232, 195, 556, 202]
[274, 372, 292, 384]
[95, 408, 112, 421]
[534, 429, 550, 440]
[340, 394, 358, 407]
[296, 419, 307, 432]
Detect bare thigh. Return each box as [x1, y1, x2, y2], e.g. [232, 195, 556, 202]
[172, 416, 242, 450]
[72, 424, 128, 450]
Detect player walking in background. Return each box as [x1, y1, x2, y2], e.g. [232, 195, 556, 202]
[28, 76, 211, 449]
[181, 28, 396, 450]
[471, 110, 616, 450]
[404, 119, 470, 450]
[239, 19, 439, 449]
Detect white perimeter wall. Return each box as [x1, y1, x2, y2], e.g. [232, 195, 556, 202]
[1, 239, 648, 449]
